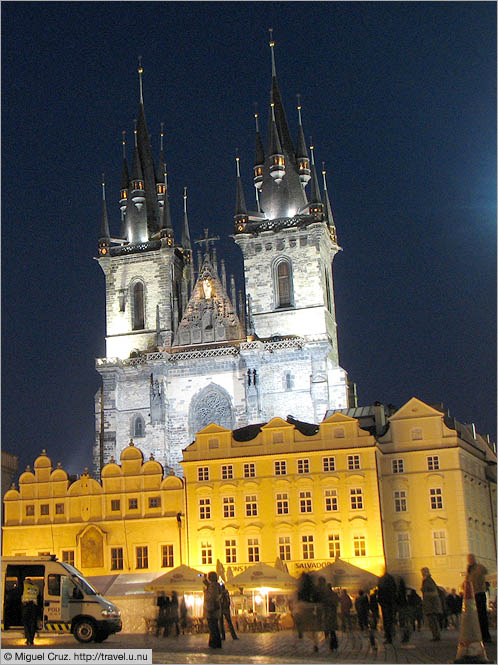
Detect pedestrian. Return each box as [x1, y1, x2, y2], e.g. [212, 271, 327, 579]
[170, 591, 180, 636]
[466, 553, 492, 643]
[316, 577, 339, 651]
[420, 567, 442, 641]
[179, 596, 188, 634]
[339, 589, 353, 632]
[295, 573, 321, 652]
[204, 572, 222, 649]
[156, 592, 171, 637]
[21, 578, 39, 646]
[446, 588, 461, 630]
[378, 570, 397, 644]
[354, 590, 370, 631]
[407, 588, 423, 631]
[437, 586, 447, 630]
[396, 577, 411, 644]
[219, 583, 238, 640]
[368, 589, 380, 630]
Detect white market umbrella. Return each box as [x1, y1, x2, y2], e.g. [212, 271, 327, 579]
[145, 565, 205, 593]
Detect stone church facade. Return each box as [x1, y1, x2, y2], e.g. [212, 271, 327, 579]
[93, 41, 351, 476]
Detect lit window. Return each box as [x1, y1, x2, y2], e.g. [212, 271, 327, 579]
[111, 548, 124, 570]
[328, 534, 341, 559]
[40, 504, 49, 516]
[334, 428, 345, 439]
[62, 550, 74, 566]
[162, 544, 174, 568]
[225, 539, 237, 563]
[325, 489, 338, 512]
[433, 530, 447, 555]
[243, 463, 256, 478]
[411, 428, 423, 440]
[299, 491, 312, 513]
[111, 499, 121, 512]
[394, 490, 407, 512]
[274, 460, 287, 476]
[132, 282, 145, 330]
[278, 536, 291, 560]
[323, 457, 336, 472]
[199, 498, 211, 520]
[350, 488, 364, 510]
[245, 495, 258, 517]
[223, 496, 235, 518]
[397, 532, 410, 559]
[201, 542, 213, 565]
[248, 538, 260, 562]
[55, 503, 65, 515]
[353, 535, 366, 556]
[347, 455, 361, 470]
[392, 459, 404, 474]
[276, 260, 292, 308]
[129, 498, 138, 510]
[136, 546, 148, 569]
[221, 465, 233, 480]
[198, 467, 209, 481]
[276, 493, 289, 515]
[148, 497, 161, 508]
[26, 505, 35, 516]
[297, 459, 310, 474]
[427, 456, 440, 471]
[302, 535, 315, 560]
[430, 488, 443, 510]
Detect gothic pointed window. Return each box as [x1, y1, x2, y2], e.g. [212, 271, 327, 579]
[275, 259, 292, 308]
[131, 414, 145, 438]
[132, 281, 145, 330]
[189, 384, 234, 440]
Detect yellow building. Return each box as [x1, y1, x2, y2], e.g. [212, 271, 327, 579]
[2, 443, 184, 576]
[2, 398, 496, 594]
[182, 414, 385, 578]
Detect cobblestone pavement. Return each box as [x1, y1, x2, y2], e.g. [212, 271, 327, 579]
[2, 628, 496, 664]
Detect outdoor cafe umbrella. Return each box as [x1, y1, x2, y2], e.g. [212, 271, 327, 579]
[145, 564, 205, 593]
[229, 562, 297, 591]
[310, 558, 378, 590]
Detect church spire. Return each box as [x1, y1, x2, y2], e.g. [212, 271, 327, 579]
[181, 186, 192, 252]
[253, 109, 264, 192]
[296, 95, 311, 187]
[234, 154, 248, 232]
[308, 141, 324, 218]
[322, 164, 337, 243]
[98, 174, 110, 257]
[120, 131, 129, 237]
[158, 123, 174, 243]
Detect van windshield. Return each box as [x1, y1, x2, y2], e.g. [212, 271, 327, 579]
[60, 563, 98, 596]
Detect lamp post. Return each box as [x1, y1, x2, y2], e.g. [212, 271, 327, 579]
[177, 512, 183, 565]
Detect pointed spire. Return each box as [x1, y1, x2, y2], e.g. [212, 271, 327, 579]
[322, 163, 337, 242]
[308, 140, 322, 204]
[269, 28, 276, 77]
[160, 161, 174, 240]
[138, 56, 144, 104]
[268, 102, 285, 184]
[120, 131, 129, 236]
[253, 106, 264, 190]
[235, 154, 247, 216]
[296, 95, 311, 186]
[100, 174, 110, 241]
[181, 186, 192, 252]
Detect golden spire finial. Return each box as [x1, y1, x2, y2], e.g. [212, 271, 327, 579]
[133, 119, 138, 147]
[122, 130, 126, 159]
[160, 122, 165, 152]
[269, 28, 276, 76]
[235, 151, 241, 178]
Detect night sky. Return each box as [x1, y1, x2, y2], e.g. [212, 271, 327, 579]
[2, 2, 496, 478]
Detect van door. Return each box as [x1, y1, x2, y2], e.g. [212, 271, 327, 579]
[44, 573, 71, 632]
[3, 565, 44, 631]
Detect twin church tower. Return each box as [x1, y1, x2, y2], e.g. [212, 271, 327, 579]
[94, 38, 352, 475]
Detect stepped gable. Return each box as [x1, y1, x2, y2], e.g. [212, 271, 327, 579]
[173, 254, 244, 347]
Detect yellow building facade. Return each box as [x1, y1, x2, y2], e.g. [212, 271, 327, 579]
[3, 398, 496, 592]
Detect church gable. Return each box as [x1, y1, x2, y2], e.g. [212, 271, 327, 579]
[173, 255, 243, 347]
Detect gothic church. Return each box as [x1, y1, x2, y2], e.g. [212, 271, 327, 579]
[94, 39, 351, 475]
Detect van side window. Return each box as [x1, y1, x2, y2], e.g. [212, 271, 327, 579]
[47, 574, 61, 596]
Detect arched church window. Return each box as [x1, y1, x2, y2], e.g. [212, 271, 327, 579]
[132, 281, 145, 330]
[132, 414, 145, 438]
[274, 258, 293, 309]
[189, 385, 234, 440]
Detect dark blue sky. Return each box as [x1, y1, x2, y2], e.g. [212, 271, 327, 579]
[2, 2, 496, 477]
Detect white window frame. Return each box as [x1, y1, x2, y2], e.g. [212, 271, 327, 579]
[322, 456, 336, 472]
[392, 458, 404, 474]
[347, 454, 361, 470]
[325, 488, 338, 512]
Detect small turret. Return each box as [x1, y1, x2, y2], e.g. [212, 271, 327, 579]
[130, 120, 145, 210]
[234, 155, 248, 232]
[98, 174, 111, 257]
[296, 96, 311, 186]
[253, 110, 264, 191]
[268, 102, 285, 184]
[120, 131, 129, 232]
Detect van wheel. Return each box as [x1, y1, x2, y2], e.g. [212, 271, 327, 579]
[95, 630, 109, 642]
[74, 619, 97, 643]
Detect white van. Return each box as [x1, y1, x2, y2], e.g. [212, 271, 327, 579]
[1, 555, 121, 643]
